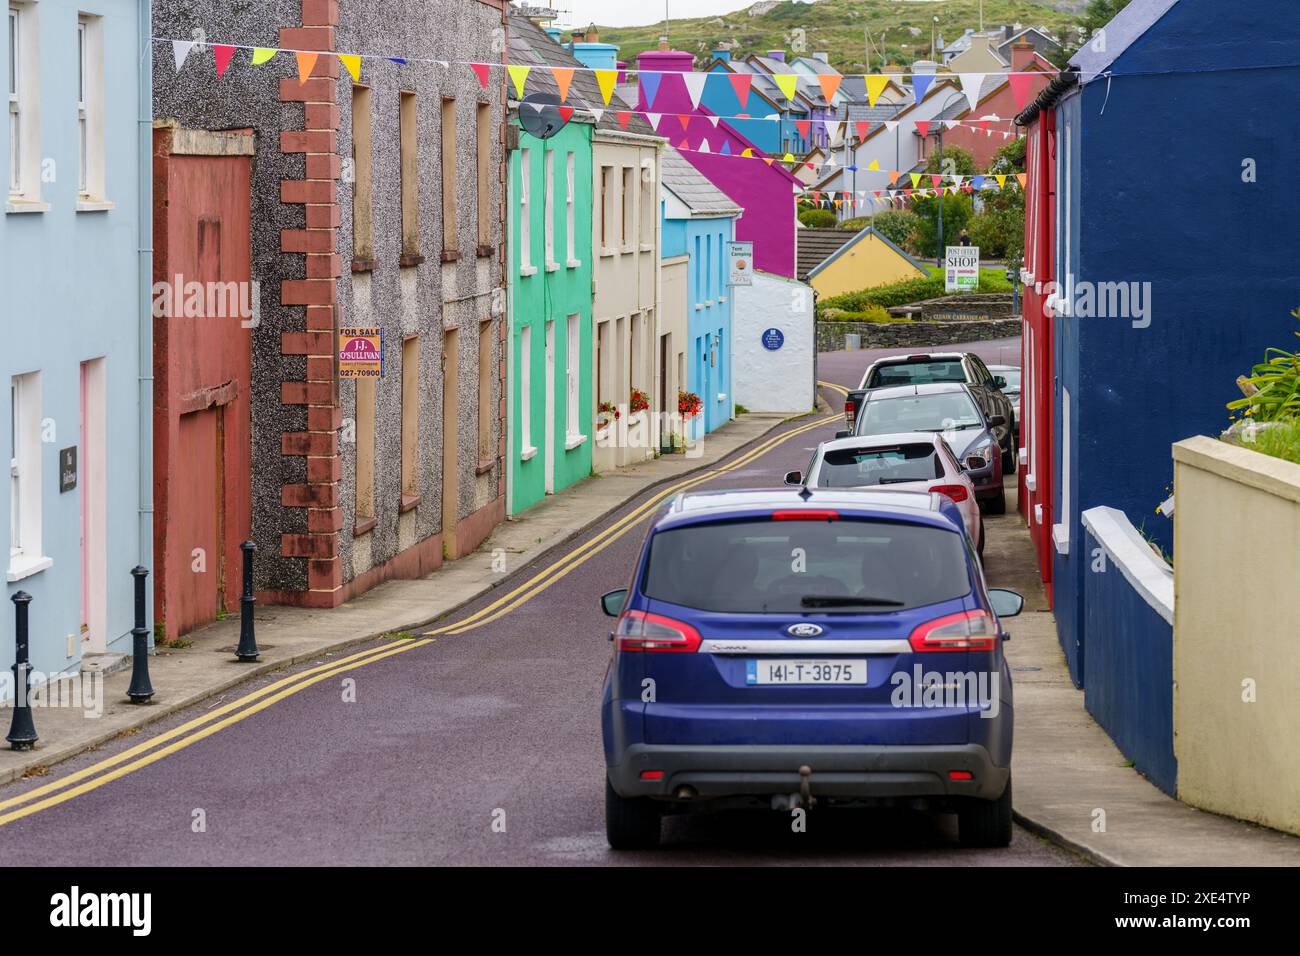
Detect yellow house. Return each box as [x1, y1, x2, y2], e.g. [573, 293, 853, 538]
[799, 226, 927, 299]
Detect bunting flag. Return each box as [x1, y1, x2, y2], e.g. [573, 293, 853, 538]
[855, 121, 870, 140]
[782, 152, 795, 163]
[558, 105, 574, 122]
[884, 120, 898, 132]
[250, 47, 278, 66]
[295, 51, 318, 84]
[762, 157, 774, 166]
[589, 108, 604, 124]
[683, 72, 708, 109]
[1016, 173, 1027, 189]
[930, 174, 942, 188]
[645, 112, 661, 128]
[551, 67, 575, 102]
[865, 74, 890, 107]
[172, 39, 197, 72]
[387, 57, 407, 66]
[959, 73, 985, 110]
[728, 73, 752, 110]
[339, 53, 361, 83]
[698, 139, 711, 154]
[944, 119, 961, 130]
[888, 170, 901, 185]
[774, 73, 798, 101]
[213, 44, 236, 78]
[640, 70, 662, 109]
[995, 175, 1007, 188]
[909, 173, 922, 188]
[795, 119, 811, 139]
[1009, 72, 1035, 111]
[470, 62, 490, 88]
[707, 115, 721, 128]
[616, 110, 632, 130]
[677, 114, 692, 132]
[818, 73, 842, 102]
[912, 72, 936, 102]
[595, 69, 617, 105]
[508, 64, 531, 98]
[867, 159, 879, 171]
[972, 176, 985, 190]
[720, 141, 731, 155]
[914, 120, 931, 138]
[741, 148, 754, 158]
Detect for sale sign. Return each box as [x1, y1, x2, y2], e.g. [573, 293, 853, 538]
[945, 245, 980, 293]
[338, 327, 383, 378]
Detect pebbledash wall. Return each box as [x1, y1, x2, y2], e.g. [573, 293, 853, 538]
[152, 0, 507, 608]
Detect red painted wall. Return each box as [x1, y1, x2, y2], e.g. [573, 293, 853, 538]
[153, 129, 254, 636]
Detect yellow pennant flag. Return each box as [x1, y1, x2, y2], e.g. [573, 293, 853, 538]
[774, 73, 798, 101]
[782, 152, 795, 163]
[865, 74, 890, 107]
[338, 54, 361, 83]
[250, 47, 278, 66]
[995, 174, 1007, 188]
[295, 51, 319, 84]
[595, 69, 617, 105]
[909, 173, 922, 188]
[867, 159, 879, 171]
[508, 64, 531, 98]
[551, 67, 575, 102]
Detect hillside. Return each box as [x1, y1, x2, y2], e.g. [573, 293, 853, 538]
[594, 0, 1086, 73]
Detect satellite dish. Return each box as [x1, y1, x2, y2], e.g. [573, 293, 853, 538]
[519, 92, 571, 140]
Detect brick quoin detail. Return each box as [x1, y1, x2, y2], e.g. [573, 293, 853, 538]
[279, 1, 342, 599]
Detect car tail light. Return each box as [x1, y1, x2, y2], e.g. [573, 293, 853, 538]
[772, 509, 839, 521]
[640, 770, 665, 781]
[844, 398, 855, 430]
[909, 610, 1000, 653]
[615, 610, 702, 653]
[931, 483, 969, 503]
[907, 354, 931, 361]
[948, 770, 974, 781]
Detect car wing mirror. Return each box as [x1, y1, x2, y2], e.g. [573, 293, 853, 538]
[992, 376, 1007, 390]
[987, 415, 1006, 428]
[784, 470, 803, 485]
[601, 589, 628, 618]
[964, 455, 987, 471]
[988, 588, 1024, 619]
[834, 430, 851, 440]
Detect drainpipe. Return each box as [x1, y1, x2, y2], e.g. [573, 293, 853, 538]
[136, 0, 154, 636]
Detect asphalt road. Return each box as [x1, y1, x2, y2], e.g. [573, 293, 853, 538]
[0, 340, 1083, 866]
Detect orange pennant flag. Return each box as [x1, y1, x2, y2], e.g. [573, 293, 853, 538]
[818, 73, 842, 103]
[552, 67, 575, 102]
[888, 170, 901, 185]
[295, 51, 319, 84]
[1016, 173, 1027, 189]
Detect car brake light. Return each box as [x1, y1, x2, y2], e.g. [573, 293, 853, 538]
[931, 483, 969, 503]
[909, 610, 1000, 653]
[640, 770, 665, 781]
[772, 509, 839, 521]
[844, 398, 855, 429]
[615, 610, 702, 653]
[907, 354, 931, 360]
[948, 770, 974, 781]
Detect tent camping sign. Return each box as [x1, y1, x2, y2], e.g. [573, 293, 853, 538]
[728, 241, 753, 287]
[338, 327, 384, 378]
[944, 246, 980, 293]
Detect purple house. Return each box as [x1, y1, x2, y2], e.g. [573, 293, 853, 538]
[635, 49, 801, 279]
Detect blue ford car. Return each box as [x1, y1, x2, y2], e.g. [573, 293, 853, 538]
[599, 488, 1024, 850]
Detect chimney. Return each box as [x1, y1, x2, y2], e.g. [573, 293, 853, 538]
[712, 48, 731, 63]
[658, 36, 670, 52]
[586, 24, 599, 43]
[1011, 39, 1035, 73]
[813, 51, 829, 63]
[767, 49, 785, 62]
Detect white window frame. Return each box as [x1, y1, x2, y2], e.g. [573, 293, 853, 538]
[77, 13, 114, 209]
[543, 149, 556, 270]
[7, 1, 45, 211]
[564, 151, 577, 267]
[7, 5, 19, 195]
[519, 325, 535, 459]
[77, 19, 85, 193]
[9, 372, 50, 581]
[564, 313, 584, 447]
[1053, 386, 1071, 555]
[518, 148, 534, 275]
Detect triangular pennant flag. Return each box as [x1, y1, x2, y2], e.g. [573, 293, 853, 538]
[678, 114, 692, 132]
[812, 191, 821, 203]
[972, 176, 985, 190]
[782, 153, 795, 163]
[1009, 72, 1035, 111]
[805, 163, 814, 171]
[172, 40, 197, 72]
[763, 157, 774, 166]
[589, 108, 604, 124]
[558, 106, 574, 122]
[250, 47, 278, 66]
[213, 44, 236, 78]
[707, 115, 721, 128]
[720, 141, 731, 155]
[884, 120, 898, 132]
[338, 53, 361, 83]
[824, 120, 840, 138]
[774, 74, 798, 101]
[825, 154, 838, 168]
[741, 148, 753, 158]
[865, 74, 890, 107]
[909, 173, 922, 188]
[855, 121, 870, 140]
[888, 170, 900, 185]
[683, 72, 708, 110]
[295, 51, 319, 85]
[470, 63, 490, 89]
[508, 64, 531, 98]
[995, 175, 1007, 188]
[698, 139, 711, 154]
[944, 119, 961, 130]
[617, 110, 632, 130]
[795, 119, 811, 139]
[679, 138, 690, 150]
[930, 174, 942, 188]
[817, 73, 842, 103]
[914, 120, 931, 138]
[959, 73, 984, 110]
[728, 73, 752, 109]
[1016, 173, 1027, 189]
[387, 57, 407, 66]
[912, 72, 936, 102]
[595, 69, 617, 105]
[867, 159, 879, 171]
[645, 112, 661, 128]
[640, 70, 662, 109]
[551, 67, 575, 102]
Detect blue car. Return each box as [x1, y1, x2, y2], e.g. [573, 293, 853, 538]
[599, 487, 1024, 850]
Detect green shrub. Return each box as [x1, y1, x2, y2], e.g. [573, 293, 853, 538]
[1226, 308, 1300, 421]
[823, 268, 1013, 312]
[821, 304, 903, 323]
[798, 207, 837, 228]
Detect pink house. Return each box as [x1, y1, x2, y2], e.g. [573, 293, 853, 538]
[636, 49, 802, 278]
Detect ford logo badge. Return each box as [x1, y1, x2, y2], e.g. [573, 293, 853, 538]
[787, 623, 824, 638]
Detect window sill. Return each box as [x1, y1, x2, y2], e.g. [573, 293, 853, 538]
[351, 257, 375, 273]
[475, 458, 495, 476]
[717, 295, 727, 303]
[7, 554, 53, 583]
[399, 253, 425, 268]
[477, 243, 495, 258]
[564, 433, 587, 451]
[639, 243, 653, 253]
[599, 248, 616, 259]
[545, 261, 560, 273]
[705, 299, 715, 307]
[520, 265, 538, 277]
[76, 198, 115, 213]
[520, 445, 538, 462]
[5, 199, 49, 214]
[619, 246, 635, 256]
[1051, 523, 1070, 555]
[694, 303, 703, 311]
[354, 515, 378, 537]
[400, 493, 421, 514]
[1025, 473, 1037, 492]
[440, 250, 462, 264]
[566, 258, 582, 269]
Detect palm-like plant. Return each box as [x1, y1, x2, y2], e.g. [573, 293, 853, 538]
[1227, 309, 1300, 421]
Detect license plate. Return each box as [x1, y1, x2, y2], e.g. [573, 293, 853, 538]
[746, 659, 868, 685]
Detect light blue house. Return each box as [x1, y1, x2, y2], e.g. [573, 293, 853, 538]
[2, 0, 151, 699]
[660, 147, 741, 435]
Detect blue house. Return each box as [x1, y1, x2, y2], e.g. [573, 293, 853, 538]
[2, 0, 152, 698]
[660, 148, 741, 435]
[1019, 0, 1300, 683]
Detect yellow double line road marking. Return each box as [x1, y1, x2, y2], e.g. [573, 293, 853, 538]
[0, 380, 848, 825]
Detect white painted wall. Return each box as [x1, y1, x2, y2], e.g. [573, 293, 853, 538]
[732, 271, 815, 414]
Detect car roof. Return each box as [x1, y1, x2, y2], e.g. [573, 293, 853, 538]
[817, 431, 940, 453]
[656, 487, 961, 534]
[860, 382, 972, 401]
[872, 352, 966, 364]
[986, 364, 1019, 372]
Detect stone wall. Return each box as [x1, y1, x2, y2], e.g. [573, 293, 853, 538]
[888, 293, 1015, 322]
[816, 318, 1022, 353]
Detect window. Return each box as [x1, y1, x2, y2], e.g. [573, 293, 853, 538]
[74, 14, 103, 204]
[639, 159, 654, 246]
[7, 1, 41, 204]
[6, 6, 16, 194]
[399, 91, 419, 262]
[621, 167, 634, 247]
[1054, 387, 1071, 554]
[520, 326, 533, 456]
[543, 149, 555, 267]
[599, 166, 612, 251]
[351, 85, 373, 263]
[565, 313, 582, 443]
[77, 20, 85, 193]
[478, 321, 493, 462]
[9, 372, 48, 579]
[441, 98, 457, 254]
[564, 152, 575, 264]
[815, 444, 945, 488]
[518, 147, 532, 273]
[355, 378, 376, 526]
[400, 336, 419, 506]
[705, 234, 712, 299]
[476, 102, 491, 249]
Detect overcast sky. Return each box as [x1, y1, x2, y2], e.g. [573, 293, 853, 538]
[566, 1, 751, 29]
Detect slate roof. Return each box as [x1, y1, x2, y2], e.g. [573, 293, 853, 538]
[660, 147, 743, 216]
[507, 12, 658, 138]
[796, 228, 857, 280]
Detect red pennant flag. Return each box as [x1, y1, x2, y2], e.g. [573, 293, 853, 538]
[470, 63, 490, 89]
[728, 73, 752, 109]
[855, 121, 871, 140]
[796, 119, 811, 139]
[617, 111, 632, 129]
[678, 114, 692, 132]
[214, 44, 235, 78]
[976, 118, 990, 133]
[558, 106, 574, 122]
[931, 174, 942, 188]
[813, 191, 821, 203]
[903, 189, 913, 197]
[914, 120, 930, 138]
[1009, 72, 1035, 111]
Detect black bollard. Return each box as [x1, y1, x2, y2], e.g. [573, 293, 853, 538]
[6, 591, 37, 750]
[127, 566, 154, 703]
[235, 540, 259, 662]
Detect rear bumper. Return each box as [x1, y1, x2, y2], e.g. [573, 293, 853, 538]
[609, 742, 1009, 803]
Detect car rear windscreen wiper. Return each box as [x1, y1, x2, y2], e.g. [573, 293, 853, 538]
[800, 595, 905, 608]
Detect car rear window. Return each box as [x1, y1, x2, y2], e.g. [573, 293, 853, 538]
[816, 444, 942, 488]
[642, 519, 971, 614]
[869, 360, 966, 387]
[857, 392, 983, 434]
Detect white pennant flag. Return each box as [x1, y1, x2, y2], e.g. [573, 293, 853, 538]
[172, 39, 198, 72]
[645, 112, 661, 127]
[824, 120, 839, 138]
[959, 73, 985, 111]
[884, 121, 898, 132]
[698, 139, 711, 154]
[945, 120, 961, 130]
[825, 154, 838, 167]
[589, 108, 604, 124]
[708, 115, 721, 128]
[683, 72, 708, 109]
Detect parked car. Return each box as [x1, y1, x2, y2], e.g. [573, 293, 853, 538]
[844, 383, 1008, 514]
[784, 432, 984, 556]
[987, 365, 1021, 440]
[599, 487, 1023, 850]
[850, 352, 1016, 474]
